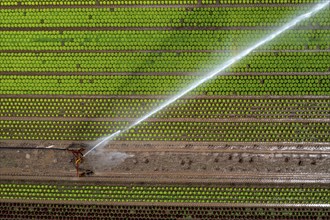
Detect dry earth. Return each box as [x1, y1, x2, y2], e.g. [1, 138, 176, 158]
[1, 140, 329, 179]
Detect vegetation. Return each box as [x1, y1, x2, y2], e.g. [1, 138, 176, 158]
[0, 7, 328, 28]
[0, 0, 328, 145]
[0, 1, 329, 219]
[0, 0, 324, 6]
[0, 97, 328, 119]
[0, 120, 329, 141]
[1, 30, 329, 51]
[1, 183, 329, 203]
[0, 75, 329, 95]
[2, 201, 329, 219]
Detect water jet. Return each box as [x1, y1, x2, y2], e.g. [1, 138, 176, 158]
[84, 1, 330, 157]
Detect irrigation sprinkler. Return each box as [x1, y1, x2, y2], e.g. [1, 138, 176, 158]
[0, 143, 93, 177]
[67, 147, 85, 177]
[66, 143, 94, 177]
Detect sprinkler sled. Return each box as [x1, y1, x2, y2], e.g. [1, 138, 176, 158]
[67, 143, 93, 177]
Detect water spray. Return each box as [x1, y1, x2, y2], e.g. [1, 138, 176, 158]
[83, 1, 329, 157]
[84, 130, 122, 156]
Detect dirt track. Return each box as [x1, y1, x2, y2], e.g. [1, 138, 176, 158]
[1, 140, 330, 184]
[2, 171, 330, 185]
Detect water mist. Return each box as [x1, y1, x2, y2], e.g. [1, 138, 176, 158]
[84, 1, 330, 157]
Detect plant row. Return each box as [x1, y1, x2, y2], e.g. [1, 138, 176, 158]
[0, 75, 329, 96]
[0, 51, 329, 73]
[1, 30, 329, 51]
[0, 120, 328, 141]
[2, 202, 329, 220]
[0, 6, 328, 28]
[0, 0, 323, 6]
[0, 97, 329, 119]
[102, 0, 199, 4]
[218, 0, 325, 3]
[0, 0, 198, 6]
[0, 0, 95, 6]
[1, 183, 329, 204]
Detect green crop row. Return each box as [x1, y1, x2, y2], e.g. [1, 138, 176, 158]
[0, 52, 329, 73]
[0, 6, 328, 28]
[0, 0, 94, 5]
[1, 183, 329, 204]
[103, 0, 199, 4]
[0, 0, 322, 6]
[0, 75, 329, 96]
[0, 120, 328, 142]
[218, 0, 325, 3]
[1, 30, 329, 51]
[201, 0, 216, 3]
[0, 0, 198, 6]
[0, 97, 329, 119]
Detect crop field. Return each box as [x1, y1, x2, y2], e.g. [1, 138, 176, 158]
[0, 0, 329, 219]
[1, 181, 330, 204]
[2, 202, 329, 219]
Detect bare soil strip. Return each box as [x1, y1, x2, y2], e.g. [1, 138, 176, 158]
[1, 139, 329, 146]
[94, 148, 330, 155]
[1, 172, 330, 184]
[1, 139, 329, 149]
[2, 145, 329, 155]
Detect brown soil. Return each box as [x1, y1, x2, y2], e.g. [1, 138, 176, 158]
[1, 140, 329, 182]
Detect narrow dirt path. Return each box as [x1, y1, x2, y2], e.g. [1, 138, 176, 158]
[1, 172, 330, 184]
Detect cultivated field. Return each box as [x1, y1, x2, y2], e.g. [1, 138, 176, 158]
[0, 0, 329, 219]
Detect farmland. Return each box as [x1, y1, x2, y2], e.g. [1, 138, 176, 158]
[2, 201, 329, 219]
[1, 182, 330, 204]
[0, 0, 329, 219]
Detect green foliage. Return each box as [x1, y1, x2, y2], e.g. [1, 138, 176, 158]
[0, 97, 328, 119]
[0, 75, 329, 96]
[0, 51, 329, 73]
[1, 183, 329, 204]
[0, 0, 322, 5]
[0, 2, 329, 145]
[0, 120, 329, 141]
[1, 30, 329, 51]
[0, 6, 328, 28]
